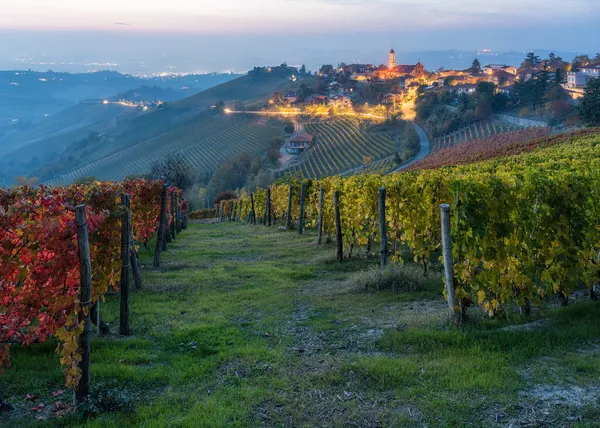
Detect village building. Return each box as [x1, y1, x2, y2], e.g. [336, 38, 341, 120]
[328, 95, 352, 108]
[382, 93, 403, 105]
[282, 92, 299, 104]
[483, 64, 517, 75]
[303, 94, 327, 106]
[490, 70, 517, 86]
[452, 84, 478, 95]
[566, 63, 600, 88]
[288, 133, 314, 154]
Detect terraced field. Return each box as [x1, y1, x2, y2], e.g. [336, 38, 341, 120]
[432, 120, 519, 151]
[283, 118, 396, 178]
[49, 115, 283, 184]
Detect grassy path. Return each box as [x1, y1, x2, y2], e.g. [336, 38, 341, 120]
[2, 222, 600, 426]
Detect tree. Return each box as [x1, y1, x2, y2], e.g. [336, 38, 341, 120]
[549, 52, 556, 61]
[150, 153, 193, 189]
[284, 120, 295, 134]
[476, 82, 496, 99]
[572, 55, 591, 71]
[579, 78, 600, 127]
[266, 137, 282, 165]
[471, 58, 482, 73]
[524, 52, 540, 67]
[474, 98, 493, 120]
[299, 64, 307, 75]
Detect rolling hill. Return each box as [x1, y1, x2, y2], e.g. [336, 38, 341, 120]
[281, 118, 398, 179]
[42, 73, 302, 184]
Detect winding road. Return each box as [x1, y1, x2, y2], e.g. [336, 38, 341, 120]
[391, 122, 430, 173]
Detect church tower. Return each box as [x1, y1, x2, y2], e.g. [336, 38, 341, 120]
[389, 48, 396, 69]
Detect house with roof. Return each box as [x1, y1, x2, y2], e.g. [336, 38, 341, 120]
[490, 70, 517, 87]
[282, 92, 299, 104]
[483, 64, 517, 75]
[328, 95, 352, 108]
[288, 133, 314, 154]
[382, 93, 403, 105]
[303, 95, 327, 106]
[451, 84, 478, 95]
[566, 63, 600, 88]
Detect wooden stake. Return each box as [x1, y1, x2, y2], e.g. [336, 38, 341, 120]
[298, 182, 306, 235]
[75, 205, 91, 405]
[286, 184, 293, 229]
[334, 191, 343, 262]
[170, 191, 176, 240]
[266, 188, 272, 226]
[440, 204, 458, 317]
[378, 187, 388, 270]
[317, 187, 324, 245]
[120, 194, 131, 336]
[130, 231, 142, 289]
[250, 193, 256, 225]
[153, 185, 168, 268]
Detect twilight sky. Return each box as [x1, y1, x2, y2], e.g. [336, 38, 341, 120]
[1, 0, 599, 73]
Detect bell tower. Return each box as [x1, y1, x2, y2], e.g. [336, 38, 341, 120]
[389, 48, 396, 69]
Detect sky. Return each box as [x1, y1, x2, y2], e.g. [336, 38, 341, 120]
[1, 0, 599, 73]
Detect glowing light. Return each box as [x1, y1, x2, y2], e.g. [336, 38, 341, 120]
[103, 100, 109, 104]
[224, 108, 232, 114]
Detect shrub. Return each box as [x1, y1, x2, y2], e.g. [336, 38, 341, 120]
[346, 265, 426, 292]
[189, 208, 217, 220]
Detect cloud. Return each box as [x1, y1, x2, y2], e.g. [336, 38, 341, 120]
[114, 22, 130, 26]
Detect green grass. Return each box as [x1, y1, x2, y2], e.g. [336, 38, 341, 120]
[2, 222, 599, 426]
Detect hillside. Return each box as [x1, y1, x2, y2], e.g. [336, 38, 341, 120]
[49, 114, 284, 183]
[407, 126, 566, 171]
[0, 70, 240, 127]
[9, 72, 301, 184]
[282, 118, 397, 178]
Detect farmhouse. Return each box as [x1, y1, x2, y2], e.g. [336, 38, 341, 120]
[288, 133, 314, 153]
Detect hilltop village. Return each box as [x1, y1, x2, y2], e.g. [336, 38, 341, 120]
[256, 49, 598, 126]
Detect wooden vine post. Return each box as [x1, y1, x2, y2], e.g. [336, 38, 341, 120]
[317, 187, 325, 244]
[153, 185, 168, 267]
[333, 191, 343, 262]
[75, 204, 91, 405]
[440, 204, 458, 318]
[298, 182, 306, 235]
[250, 193, 256, 224]
[266, 188, 272, 226]
[378, 187, 388, 270]
[130, 231, 142, 289]
[120, 193, 131, 336]
[286, 184, 293, 229]
[170, 190, 176, 240]
[176, 193, 182, 234]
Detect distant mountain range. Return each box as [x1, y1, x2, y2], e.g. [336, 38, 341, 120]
[0, 70, 242, 134]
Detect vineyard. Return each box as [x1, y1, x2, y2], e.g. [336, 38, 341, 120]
[283, 118, 397, 178]
[408, 126, 555, 171]
[244, 129, 600, 317]
[0, 179, 183, 398]
[49, 115, 283, 184]
[431, 120, 520, 151]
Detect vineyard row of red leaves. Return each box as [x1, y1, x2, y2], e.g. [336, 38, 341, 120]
[0, 179, 181, 388]
[406, 127, 600, 171]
